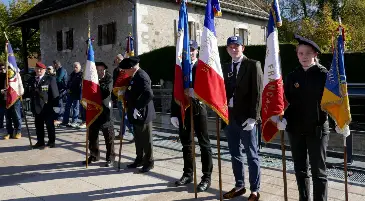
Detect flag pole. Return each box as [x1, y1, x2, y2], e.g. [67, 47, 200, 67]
[216, 115, 223, 201]
[280, 116, 288, 201]
[338, 17, 349, 201]
[118, 106, 125, 171]
[4, 32, 8, 101]
[85, 22, 91, 169]
[190, 98, 198, 199]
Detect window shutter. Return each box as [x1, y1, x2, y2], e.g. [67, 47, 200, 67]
[112, 22, 116, 44]
[234, 28, 239, 36]
[57, 31, 63, 51]
[244, 29, 249, 45]
[98, 25, 103, 46]
[68, 29, 74, 50]
[174, 19, 177, 43]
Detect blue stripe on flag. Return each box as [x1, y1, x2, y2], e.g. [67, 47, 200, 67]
[267, 0, 281, 37]
[88, 39, 95, 62]
[204, 0, 217, 36]
[7, 43, 19, 71]
[179, 0, 192, 89]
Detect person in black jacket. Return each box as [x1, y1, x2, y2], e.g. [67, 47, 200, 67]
[120, 56, 156, 173]
[0, 64, 6, 129]
[170, 40, 213, 192]
[29, 62, 59, 148]
[61, 62, 83, 127]
[272, 35, 330, 201]
[222, 36, 262, 201]
[83, 62, 116, 167]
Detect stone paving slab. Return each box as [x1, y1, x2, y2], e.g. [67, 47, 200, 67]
[1, 118, 365, 201]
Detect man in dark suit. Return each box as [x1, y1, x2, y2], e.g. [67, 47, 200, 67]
[222, 36, 263, 201]
[83, 62, 116, 167]
[119, 56, 156, 173]
[170, 40, 213, 192]
[29, 62, 59, 148]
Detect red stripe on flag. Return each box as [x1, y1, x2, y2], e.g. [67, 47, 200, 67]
[261, 78, 287, 142]
[82, 79, 103, 127]
[6, 87, 19, 109]
[195, 60, 228, 123]
[173, 64, 189, 122]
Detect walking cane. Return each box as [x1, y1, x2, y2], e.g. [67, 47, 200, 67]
[190, 98, 198, 199]
[216, 115, 223, 201]
[280, 116, 288, 201]
[118, 105, 125, 171]
[344, 136, 349, 201]
[20, 97, 32, 148]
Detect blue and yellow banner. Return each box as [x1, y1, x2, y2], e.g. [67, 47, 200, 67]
[321, 27, 351, 130]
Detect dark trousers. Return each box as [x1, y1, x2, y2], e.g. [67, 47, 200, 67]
[5, 99, 22, 135]
[35, 107, 56, 144]
[288, 132, 329, 201]
[0, 104, 5, 128]
[89, 120, 115, 161]
[133, 122, 153, 166]
[179, 103, 213, 181]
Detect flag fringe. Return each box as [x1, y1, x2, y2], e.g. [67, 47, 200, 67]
[81, 98, 103, 128]
[194, 92, 228, 125]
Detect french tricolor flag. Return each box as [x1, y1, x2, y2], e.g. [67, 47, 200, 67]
[81, 38, 103, 128]
[261, 0, 287, 142]
[194, 0, 228, 124]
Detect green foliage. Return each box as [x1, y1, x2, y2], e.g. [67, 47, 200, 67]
[0, 0, 40, 67]
[139, 45, 365, 84]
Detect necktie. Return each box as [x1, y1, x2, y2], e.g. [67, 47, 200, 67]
[232, 62, 239, 82]
[35, 77, 40, 87]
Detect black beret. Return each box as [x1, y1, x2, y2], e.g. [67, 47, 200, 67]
[95, 62, 108, 69]
[118, 56, 140, 69]
[294, 34, 322, 53]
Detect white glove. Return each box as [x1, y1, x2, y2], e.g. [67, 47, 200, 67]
[270, 116, 287, 131]
[117, 90, 125, 96]
[184, 88, 195, 98]
[170, 117, 179, 128]
[133, 109, 141, 119]
[53, 107, 60, 113]
[242, 118, 256, 131]
[277, 118, 287, 131]
[0, 89, 6, 94]
[335, 125, 350, 137]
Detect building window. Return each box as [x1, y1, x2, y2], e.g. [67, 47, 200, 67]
[57, 30, 63, 51]
[188, 21, 196, 41]
[234, 28, 249, 46]
[65, 29, 74, 50]
[98, 22, 116, 46]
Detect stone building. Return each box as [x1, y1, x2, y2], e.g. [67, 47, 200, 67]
[13, 0, 269, 73]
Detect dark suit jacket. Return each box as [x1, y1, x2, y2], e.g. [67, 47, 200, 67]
[170, 61, 204, 120]
[29, 75, 59, 115]
[125, 68, 156, 125]
[0, 73, 6, 106]
[222, 56, 263, 124]
[96, 72, 113, 124]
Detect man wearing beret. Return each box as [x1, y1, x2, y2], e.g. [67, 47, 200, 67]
[170, 40, 213, 192]
[29, 62, 60, 148]
[222, 36, 263, 201]
[83, 62, 116, 167]
[120, 56, 156, 173]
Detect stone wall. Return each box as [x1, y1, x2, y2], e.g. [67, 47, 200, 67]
[137, 0, 268, 54]
[39, 0, 133, 74]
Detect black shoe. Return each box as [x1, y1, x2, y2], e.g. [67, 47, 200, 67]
[126, 161, 143, 169]
[105, 160, 114, 167]
[32, 143, 45, 149]
[139, 163, 154, 173]
[197, 179, 211, 192]
[223, 187, 246, 199]
[82, 156, 99, 165]
[46, 143, 55, 148]
[175, 175, 193, 186]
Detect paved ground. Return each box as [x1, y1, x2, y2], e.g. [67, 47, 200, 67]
[1, 117, 365, 201]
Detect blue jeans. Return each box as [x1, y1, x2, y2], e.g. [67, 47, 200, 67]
[117, 101, 133, 136]
[5, 99, 22, 135]
[62, 95, 80, 124]
[0, 105, 5, 128]
[80, 102, 86, 122]
[224, 112, 261, 192]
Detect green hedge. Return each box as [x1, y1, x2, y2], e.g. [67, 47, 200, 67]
[139, 44, 365, 84]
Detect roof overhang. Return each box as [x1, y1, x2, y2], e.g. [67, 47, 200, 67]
[11, 0, 97, 27]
